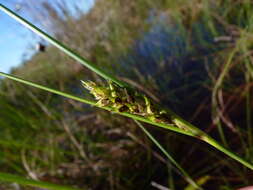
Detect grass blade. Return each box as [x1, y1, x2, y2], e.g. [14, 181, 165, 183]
[0, 71, 193, 136]
[134, 120, 202, 190]
[0, 172, 82, 190]
[0, 4, 127, 88]
[1, 2, 253, 172]
[1, 71, 253, 170]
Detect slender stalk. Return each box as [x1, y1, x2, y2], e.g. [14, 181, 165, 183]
[203, 135, 253, 170]
[170, 115, 253, 170]
[245, 63, 252, 148]
[1, 71, 253, 170]
[0, 2, 253, 172]
[134, 120, 202, 190]
[0, 4, 127, 88]
[211, 49, 237, 146]
[0, 71, 192, 137]
[0, 172, 81, 190]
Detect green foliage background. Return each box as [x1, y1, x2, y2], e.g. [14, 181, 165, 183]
[1, 0, 253, 189]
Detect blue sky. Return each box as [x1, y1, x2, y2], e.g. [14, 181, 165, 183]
[0, 0, 94, 73]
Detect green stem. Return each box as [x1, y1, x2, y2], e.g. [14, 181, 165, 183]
[0, 71, 192, 137]
[203, 135, 253, 170]
[211, 49, 237, 146]
[0, 172, 81, 190]
[1, 71, 253, 170]
[245, 64, 252, 148]
[0, 2, 253, 172]
[134, 120, 202, 190]
[171, 116, 253, 170]
[0, 4, 127, 88]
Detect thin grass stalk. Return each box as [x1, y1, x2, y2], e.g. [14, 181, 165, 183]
[0, 172, 82, 190]
[134, 120, 202, 189]
[211, 49, 237, 146]
[0, 4, 126, 88]
[172, 116, 253, 170]
[1, 71, 253, 170]
[0, 71, 192, 136]
[0, 3, 253, 171]
[245, 62, 253, 149]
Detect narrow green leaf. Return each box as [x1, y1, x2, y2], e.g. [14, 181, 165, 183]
[0, 71, 193, 137]
[0, 2, 253, 173]
[0, 172, 82, 190]
[0, 4, 127, 88]
[135, 120, 202, 190]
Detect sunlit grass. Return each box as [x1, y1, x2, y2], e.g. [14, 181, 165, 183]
[1, 0, 253, 189]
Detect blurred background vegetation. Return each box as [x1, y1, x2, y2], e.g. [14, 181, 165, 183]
[1, 0, 253, 189]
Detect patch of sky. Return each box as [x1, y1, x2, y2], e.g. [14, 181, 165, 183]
[0, 0, 94, 73]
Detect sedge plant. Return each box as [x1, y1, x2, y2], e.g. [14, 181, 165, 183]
[0, 70, 201, 189]
[0, 3, 253, 189]
[0, 4, 201, 188]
